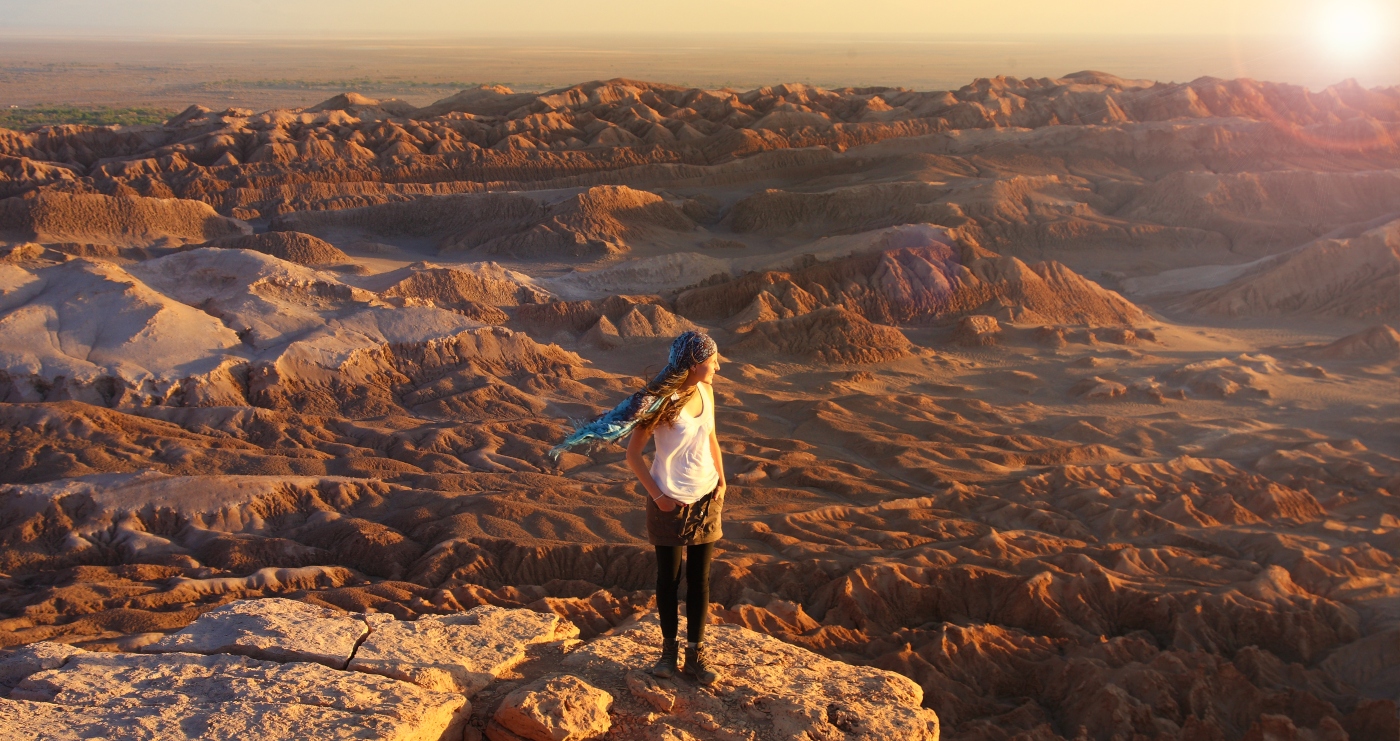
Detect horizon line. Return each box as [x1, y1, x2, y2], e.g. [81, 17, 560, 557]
[0, 30, 1339, 43]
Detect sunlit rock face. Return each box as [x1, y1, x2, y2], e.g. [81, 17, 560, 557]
[1, 72, 1399, 741]
[0, 600, 936, 741]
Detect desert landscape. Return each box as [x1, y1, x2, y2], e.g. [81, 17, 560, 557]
[0, 58, 1398, 741]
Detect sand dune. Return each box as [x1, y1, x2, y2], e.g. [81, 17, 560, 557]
[1, 72, 1399, 741]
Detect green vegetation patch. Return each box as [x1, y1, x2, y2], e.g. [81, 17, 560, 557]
[0, 106, 177, 129]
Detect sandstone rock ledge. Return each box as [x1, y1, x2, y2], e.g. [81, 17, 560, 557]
[143, 597, 370, 669]
[546, 615, 941, 741]
[0, 598, 940, 741]
[4, 652, 466, 741]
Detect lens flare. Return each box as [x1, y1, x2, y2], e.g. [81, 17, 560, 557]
[1317, 1, 1387, 59]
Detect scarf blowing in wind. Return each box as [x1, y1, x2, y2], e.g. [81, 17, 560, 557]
[548, 330, 718, 462]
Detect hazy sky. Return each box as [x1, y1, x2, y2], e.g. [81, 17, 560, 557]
[1, 0, 1396, 38]
[1, 0, 1395, 98]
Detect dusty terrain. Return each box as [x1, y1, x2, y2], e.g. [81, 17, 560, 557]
[0, 72, 1398, 740]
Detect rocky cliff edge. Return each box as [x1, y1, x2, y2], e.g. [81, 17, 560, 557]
[0, 596, 939, 741]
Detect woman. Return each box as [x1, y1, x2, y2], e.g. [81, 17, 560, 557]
[549, 330, 725, 685]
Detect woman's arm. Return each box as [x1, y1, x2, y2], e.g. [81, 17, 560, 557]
[627, 424, 679, 511]
[706, 384, 726, 497]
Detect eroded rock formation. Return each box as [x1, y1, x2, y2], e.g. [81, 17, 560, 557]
[1, 70, 1398, 741]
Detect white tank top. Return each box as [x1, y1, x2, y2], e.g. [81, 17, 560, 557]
[649, 383, 719, 505]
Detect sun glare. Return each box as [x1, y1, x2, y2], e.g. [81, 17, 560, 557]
[1317, 1, 1387, 59]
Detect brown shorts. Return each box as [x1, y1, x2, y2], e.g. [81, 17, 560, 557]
[646, 485, 723, 546]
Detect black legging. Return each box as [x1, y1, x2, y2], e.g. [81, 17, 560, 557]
[655, 542, 715, 644]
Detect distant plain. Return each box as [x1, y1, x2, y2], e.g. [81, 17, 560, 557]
[3, 34, 1398, 112]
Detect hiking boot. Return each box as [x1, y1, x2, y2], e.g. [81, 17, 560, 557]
[651, 638, 679, 679]
[683, 642, 718, 685]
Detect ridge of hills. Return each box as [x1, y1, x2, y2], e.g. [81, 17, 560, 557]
[0, 227, 1145, 412]
[1, 74, 1397, 281]
[1170, 217, 1400, 320]
[5, 74, 1398, 174]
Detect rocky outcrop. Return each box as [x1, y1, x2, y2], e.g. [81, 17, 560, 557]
[0, 155, 77, 199]
[1175, 218, 1400, 320]
[0, 256, 251, 407]
[272, 185, 694, 260]
[731, 307, 912, 363]
[214, 231, 351, 265]
[1314, 324, 1400, 360]
[0, 599, 585, 739]
[514, 293, 697, 345]
[558, 615, 940, 741]
[0, 642, 82, 697]
[675, 231, 1147, 329]
[1158, 354, 1295, 400]
[954, 315, 1001, 346]
[489, 675, 613, 741]
[3, 650, 468, 741]
[1069, 375, 1127, 400]
[0, 192, 249, 246]
[663, 228, 1143, 362]
[143, 597, 368, 669]
[349, 606, 573, 694]
[378, 262, 553, 308]
[0, 248, 587, 417]
[0, 598, 941, 741]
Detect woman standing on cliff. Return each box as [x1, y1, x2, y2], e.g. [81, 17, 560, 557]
[549, 330, 725, 685]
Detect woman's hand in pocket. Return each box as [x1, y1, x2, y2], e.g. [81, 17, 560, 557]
[652, 494, 679, 512]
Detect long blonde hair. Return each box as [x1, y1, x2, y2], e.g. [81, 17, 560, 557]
[634, 368, 700, 433]
[548, 330, 718, 461]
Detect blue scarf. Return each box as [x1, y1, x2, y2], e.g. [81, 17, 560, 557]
[548, 330, 717, 462]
